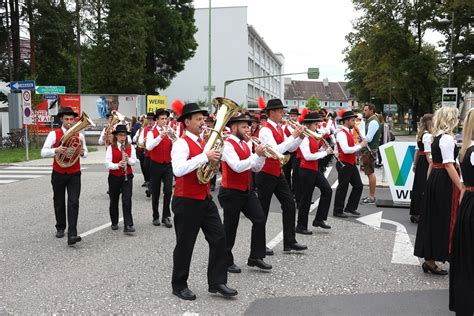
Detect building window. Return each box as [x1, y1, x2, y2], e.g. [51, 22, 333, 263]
[325, 102, 328, 106]
[248, 84, 254, 98]
[248, 36, 254, 51]
[248, 58, 253, 74]
[302, 101, 305, 105]
[340, 102, 343, 107]
[285, 100, 288, 105]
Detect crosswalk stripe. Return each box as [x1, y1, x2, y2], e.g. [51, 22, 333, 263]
[0, 179, 19, 184]
[0, 170, 51, 174]
[0, 175, 43, 178]
[4, 166, 52, 170]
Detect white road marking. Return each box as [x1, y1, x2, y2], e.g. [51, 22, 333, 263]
[357, 211, 420, 265]
[5, 166, 52, 170]
[331, 180, 338, 189]
[80, 217, 123, 238]
[0, 170, 51, 174]
[0, 174, 43, 178]
[0, 179, 19, 184]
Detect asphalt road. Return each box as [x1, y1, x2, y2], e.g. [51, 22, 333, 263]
[0, 162, 452, 315]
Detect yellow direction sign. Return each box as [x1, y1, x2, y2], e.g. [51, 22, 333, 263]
[147, 95, 167, 113]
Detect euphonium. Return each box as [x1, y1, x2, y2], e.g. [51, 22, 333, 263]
[55, 112, 95, 168]
[246, 134, 290, 166]
[162, 125, 178, 142]
[196, 97, 241, 184]
[105, 110, 125, 146]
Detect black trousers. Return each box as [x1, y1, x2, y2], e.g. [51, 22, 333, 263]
[293, 157, 302, 203]
[333, 163, 363, 214]
[256, 172, 297, 247]
[51, 171, 81, 236]
[136, 150, 148, 182]
[143, 156, 151, 185]
[218, 187, 266, 266]
[283, 152, 297, 192]
[150, 161, 173, 221]
[297, 168, 332, 229]
[108, 174, 134, 227]
[171, 196, 227, 291]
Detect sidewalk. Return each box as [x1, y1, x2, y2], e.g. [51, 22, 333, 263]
[11, 146, 107, 166]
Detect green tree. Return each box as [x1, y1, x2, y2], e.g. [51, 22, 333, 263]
[306, 95, 320, 111]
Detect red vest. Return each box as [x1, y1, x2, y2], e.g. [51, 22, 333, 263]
[174, 135, 210, 200]
[296, 147, 302, 159]
[109, 144, 133, 176]
[284, 125, 292, 137]
[52, 128, 81, 174]
[148, 128, 172, 163]
[222, 138, 252, 191]
[300, 137, 320, 171]
[337, 128, 356, 165]
[261, 122, 284, 177]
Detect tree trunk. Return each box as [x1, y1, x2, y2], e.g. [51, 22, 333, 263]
[9, 0, 20, 80]
[76, 0, 81, 93]
[26, 0, 36, 76]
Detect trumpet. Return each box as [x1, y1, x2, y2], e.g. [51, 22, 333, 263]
[246, 133, 290, 166]
[161, 125, 178, 142]
[287, 119, 346, 168]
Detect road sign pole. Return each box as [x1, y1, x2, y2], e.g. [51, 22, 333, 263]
[25, 126, 29, 161]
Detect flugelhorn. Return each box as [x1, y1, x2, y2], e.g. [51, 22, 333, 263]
[105, 110, 126, 146]
[162, 125, 178, 142]
[246, 133, 290, 166]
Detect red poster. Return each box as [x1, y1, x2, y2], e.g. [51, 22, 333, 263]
[32, 94, 81, 135]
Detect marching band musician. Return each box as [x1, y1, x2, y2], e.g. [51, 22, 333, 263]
[171, 103, 237, 300]
[133, 116, 149, 187]
[218, 115, 272, 274]
[98, 113, 112, 145]
[41, 107, 88, 246]
[138, 112, 156, 198]
[105, 124, 137, 234]
[255, 98, 307, 255]
[282, 107, 300, 197]
[296, 112, 333, 235]
[146, 108, 173, 228]
[332, 110, 367, 218]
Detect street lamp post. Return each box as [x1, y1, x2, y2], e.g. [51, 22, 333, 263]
[448, 11, 455, 87]
[207, 0, 212, 112]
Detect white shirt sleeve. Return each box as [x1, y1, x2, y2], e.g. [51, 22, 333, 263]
[258, 126, 303, 154]
[98, 128, 106, 145]
[128, 145, 137, 166]
[171, 138, 208, 177]
[439, 134, 455, 163]
[336, 130, 361, 154]
[300, 137, 327, 161]
[133, 129, 140, 143]
[221, 142, 265, 173]
[365, 120, 379, 143]
[138, 128, 146, 147]
[105, 145, 120, 170]
[422, 133, 432, 152]
[41, 131, 57, 158]
[358, 121, 366, 139]
[146, 128, 164, 151]
[79, 133, 88, 158]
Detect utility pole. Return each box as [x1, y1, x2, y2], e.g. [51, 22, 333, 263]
[448, 11, 455, 87]
[76, 0, 82, 93]
[207, 0, 212, 112]
[4, 0, 13, 81]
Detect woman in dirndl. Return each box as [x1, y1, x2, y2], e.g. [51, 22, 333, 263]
[449, 108, 474, 316]
[409, 114, 433, 223]
[414, 106, 462, 275]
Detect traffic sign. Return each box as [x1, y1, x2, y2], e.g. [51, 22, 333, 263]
[442, 87, 458, 107]
[22, 90, 33, 125]
[9, 80, 36, 91]
[36, 86, 65, 94]
[43, 94, 59, 100]
[383, 104, 398, 113]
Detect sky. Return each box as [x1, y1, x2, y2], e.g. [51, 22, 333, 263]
[194, 0, 360, 82]
[193, 0, 444, 83]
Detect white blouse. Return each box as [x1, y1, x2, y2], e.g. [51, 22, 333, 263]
[436, 131, 455, 164]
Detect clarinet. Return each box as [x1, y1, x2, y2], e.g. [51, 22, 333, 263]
[121, 141, 128, 182]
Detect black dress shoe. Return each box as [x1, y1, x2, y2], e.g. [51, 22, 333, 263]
[344, 209, 360, 216]
[141, 182, 148, 187]
[227, 264, 241, 273]
[313, 220, 331, 229]
[208, 284, 238, 297]
[152, 219, 161, 226]
[173, 288, 196, 300]
[56, 230, 65, 238]
[67, 235, 82, 246]
[265, 246, 274, 256]
[247, 258, 272, 270]
[333, 212, 348, 218]
[111, 224, 119, 231]
[295, 227, 313, 235]
[422, 262, 448, 275]
[145, 190, 151, 198]
[124, 225, 135, 234]
[162, 217, 173, 228]
[283, 242, 308, 252]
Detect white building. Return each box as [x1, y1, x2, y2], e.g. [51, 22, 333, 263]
[159, 6, 284, 108]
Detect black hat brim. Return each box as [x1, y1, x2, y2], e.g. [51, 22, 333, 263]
[226, 118, 254, 127]
[155, 109, 170, 118]
[58, 112, 79, 118]
[339, 114, 358, 121]
[112, 130, 131, 135]
[177, 109, 209, 122]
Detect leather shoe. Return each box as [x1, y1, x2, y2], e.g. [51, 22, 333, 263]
[162, 217, 173, 228]
[145, 190, 151, 198]
[67, 235, 82, 246]
[152, 219, 161, 226]
[208, 284, 238, 297]
[173, 288, 196, 300]
[333, 212, 348, 218]
[247, 258, 272, 270]
[141, 181, 148, 187]
[265, 246, 274, 256]
[124, 225, 135, 234]
[283, 242, 307, 252]
[344, 209, 360, 216]
[295, 227, 313, 235]
[56, 230, 65, 238]
[111, 224, 119, 230]
[313, 220, 331, 229]
[227, 264, 241, 273]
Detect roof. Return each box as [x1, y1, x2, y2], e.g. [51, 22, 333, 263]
[285, 80, 356, 101]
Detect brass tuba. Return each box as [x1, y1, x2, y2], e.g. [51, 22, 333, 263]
[104, 110, 125, 146]
[196, 97, 241, 184]
[55, 112, 95, 168]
